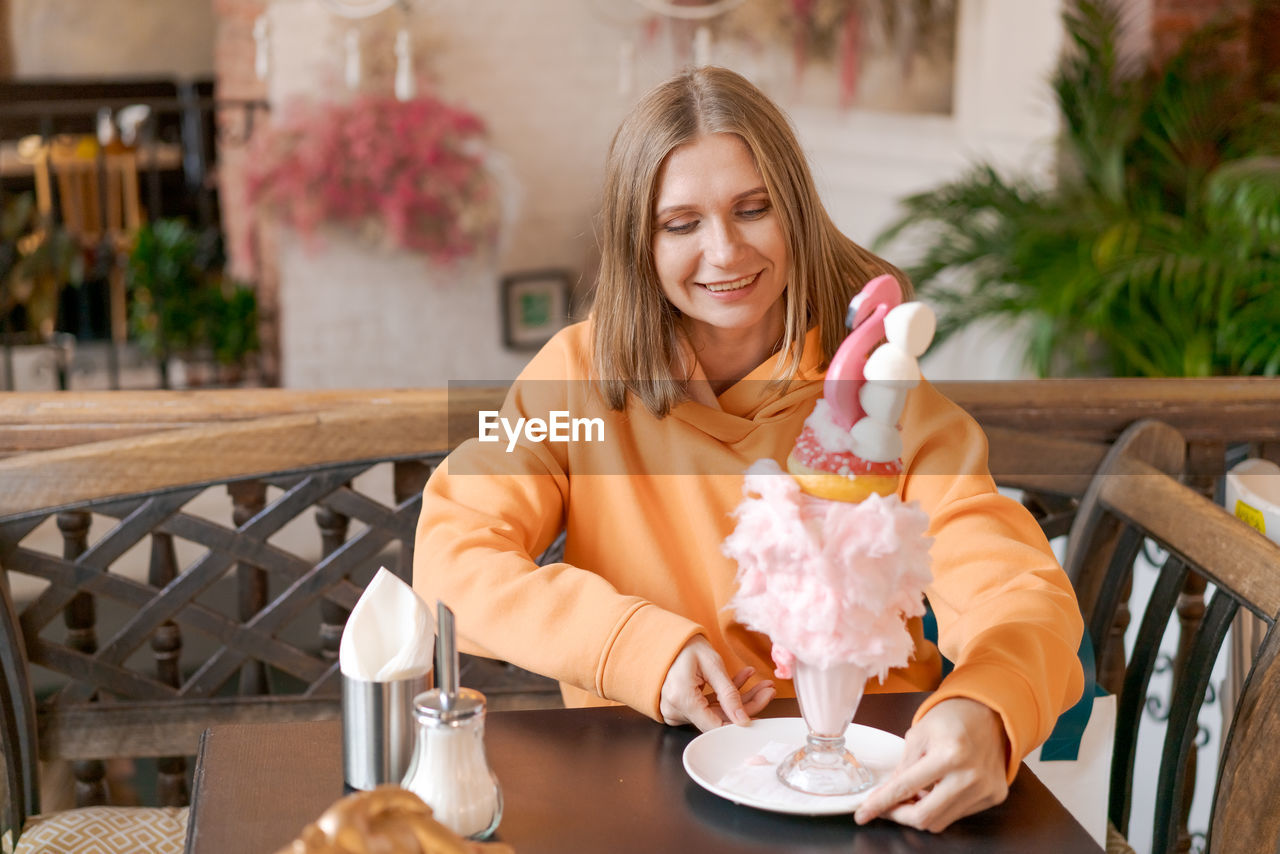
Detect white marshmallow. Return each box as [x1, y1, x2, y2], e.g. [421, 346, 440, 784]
[848, 417, 903, 463]
[859, 381, 908, 424]
[863, 342, 920, 384]
[883, 303, 936, 358]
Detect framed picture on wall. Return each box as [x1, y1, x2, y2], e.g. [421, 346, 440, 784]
[501, 269, 573, 350]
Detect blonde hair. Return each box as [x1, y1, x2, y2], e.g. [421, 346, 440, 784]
[592, 66, 910, 417]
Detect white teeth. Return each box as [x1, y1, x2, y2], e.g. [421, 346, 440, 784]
[703, 274, 756, 292]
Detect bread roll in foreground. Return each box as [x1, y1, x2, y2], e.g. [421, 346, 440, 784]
[276, 785, 513, 854]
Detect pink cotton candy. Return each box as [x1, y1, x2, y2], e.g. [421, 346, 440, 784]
[723, 459, 933, 681]
[771, 644, 796, 680]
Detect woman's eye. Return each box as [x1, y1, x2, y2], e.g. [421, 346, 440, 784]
[663, 220, 697, 234]
[738, 204, 770, 219]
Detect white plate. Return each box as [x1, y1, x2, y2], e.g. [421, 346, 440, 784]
[682, 717, 904, 816]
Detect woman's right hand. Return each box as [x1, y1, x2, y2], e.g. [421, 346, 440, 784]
[659, 636, 775, 731]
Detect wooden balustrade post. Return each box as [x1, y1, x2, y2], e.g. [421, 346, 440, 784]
[1171, 570, 1207, 854]
[229, 481, 268, 695]
[1165, 441, 1225, 853]
[56, 510, 107, 807]
[316, 505, 350, 661]
[1102, 574, 1133, 698]
[148, 532, 188, 806]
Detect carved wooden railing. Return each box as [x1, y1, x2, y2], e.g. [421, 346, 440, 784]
[0, 389, 524, 817]
[2, 457, 446, 811]
[2, 379, 1279, 826]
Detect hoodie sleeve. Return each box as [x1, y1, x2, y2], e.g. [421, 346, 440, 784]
[900, 381, 1085, 781]
[413, 326, 701, 719]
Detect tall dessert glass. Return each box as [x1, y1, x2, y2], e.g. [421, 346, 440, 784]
[776, 659, 874, 795]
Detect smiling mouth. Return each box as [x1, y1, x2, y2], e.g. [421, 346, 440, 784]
[700, 272, 759, 293]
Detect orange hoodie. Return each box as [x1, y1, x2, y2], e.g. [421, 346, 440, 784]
[414, 321, 1083, 779]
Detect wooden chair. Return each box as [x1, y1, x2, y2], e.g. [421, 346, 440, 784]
[3, 561, 187, 852]
[28, 135, 142, 382]
[1061, 419, 1280, 854]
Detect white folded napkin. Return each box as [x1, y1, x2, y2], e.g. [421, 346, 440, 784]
[715, 741, 823, 809]
[339, 567, 435, 681]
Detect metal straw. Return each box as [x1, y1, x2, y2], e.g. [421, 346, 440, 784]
[436, 601, 458, 710]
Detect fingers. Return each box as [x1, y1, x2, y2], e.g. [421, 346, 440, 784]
[690, 670, 774, 727]
[658, 638, 739, 731]
[853, 750, 943, 825]
[697, 648, 749, 725]
[659, 640, 777, 731]
[683, 691, 726, 733]
[878, 772, 1004, 834]
[739, 678, 775, 716]
[854, 698, 1010, 832]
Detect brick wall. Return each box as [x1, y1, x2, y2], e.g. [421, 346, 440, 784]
[0, 0, 10, 77]
[1150, 0, 1252, 68]
[1253, 1, 1280, 97]
[212, 0, 276, 382]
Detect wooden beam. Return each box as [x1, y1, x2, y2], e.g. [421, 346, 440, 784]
[39, 696, 340, 760]
[3, 378, 1280, 517]
[939, 378, 1280, 443]
[0, 389, 506, 455]
[4, 379, 1279, 455]
[0, 401, 465, 518]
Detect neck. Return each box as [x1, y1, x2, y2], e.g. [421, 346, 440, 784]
[683, 307, 785, 396]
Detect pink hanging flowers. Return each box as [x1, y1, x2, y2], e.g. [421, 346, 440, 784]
[244, 93, 500, 265]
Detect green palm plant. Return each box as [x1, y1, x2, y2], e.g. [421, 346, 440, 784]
[877, 0, 1280, 377]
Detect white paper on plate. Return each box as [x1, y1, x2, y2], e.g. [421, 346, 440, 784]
[339, 567, 435, 681]
[715, 741, 831, 810]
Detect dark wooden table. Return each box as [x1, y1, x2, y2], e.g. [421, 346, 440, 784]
[186, 694, 1101, 854]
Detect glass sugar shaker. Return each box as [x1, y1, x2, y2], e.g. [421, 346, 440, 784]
[401, 686, 503, 839]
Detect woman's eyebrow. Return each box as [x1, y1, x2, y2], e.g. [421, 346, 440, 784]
[654, 186, 769, 217]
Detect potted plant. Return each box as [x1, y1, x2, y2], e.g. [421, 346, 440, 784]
[1, 192, 80, 341]
[876, 0, 1280, 377]
[127, 218, 259, 387]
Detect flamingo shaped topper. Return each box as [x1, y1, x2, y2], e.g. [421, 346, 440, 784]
[823, 274, 902, 431]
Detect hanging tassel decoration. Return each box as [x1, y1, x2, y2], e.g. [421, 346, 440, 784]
[394, 27, 415, 101]
[344, 28, 362, 91]
[838, 3, 862, 109]
[693, 24, 713, 67]
[896, 0, 918, 81]
[790, 0, 815, 88]
[618, 40, 636, 97]
[253, 13, 271, 82]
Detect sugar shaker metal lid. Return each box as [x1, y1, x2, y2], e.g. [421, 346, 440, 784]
[413, 686, 486, 723]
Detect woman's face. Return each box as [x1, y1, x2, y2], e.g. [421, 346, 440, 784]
[651, 132, 789, 345]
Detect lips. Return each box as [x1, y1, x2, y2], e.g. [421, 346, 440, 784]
[699, 272, 759, 293]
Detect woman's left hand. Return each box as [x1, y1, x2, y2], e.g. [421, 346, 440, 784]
[853, 697, 1010, 833]
[659, 636, 775, 732]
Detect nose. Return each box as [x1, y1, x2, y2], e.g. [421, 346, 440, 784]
[703, 217, 747, 268]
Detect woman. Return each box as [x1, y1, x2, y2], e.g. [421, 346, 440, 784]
[414, 66, 1083, 832]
